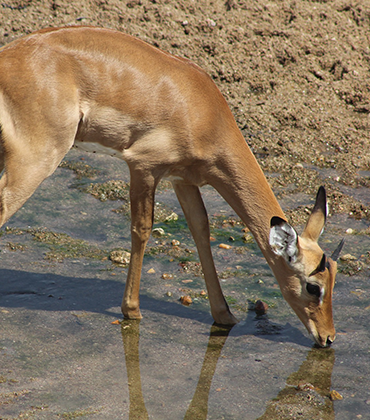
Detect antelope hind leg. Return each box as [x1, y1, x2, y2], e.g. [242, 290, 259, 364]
[0, 140, 72, 228]
[121, 169, 158, 319]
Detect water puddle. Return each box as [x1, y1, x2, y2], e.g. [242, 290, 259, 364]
[0, 149, 369, 419]
[121, 320, 337, 420]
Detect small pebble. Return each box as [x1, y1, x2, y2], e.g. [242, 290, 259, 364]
[109, 250, 131, 265]
[165, 212, 178, 222]
[340, 253, 357, 261]
[297, 382, 314, 391]
[180, 295, 192, 306]
[330, 390, 343, 401]
[254, 300, 268, 315]
[152, 228, 166, 238]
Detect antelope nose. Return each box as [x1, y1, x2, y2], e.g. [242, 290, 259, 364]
[326, 336, 335, 347]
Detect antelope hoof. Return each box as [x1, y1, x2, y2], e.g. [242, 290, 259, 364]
[213, 310, 239, 326]
[122, 305, 143, 320]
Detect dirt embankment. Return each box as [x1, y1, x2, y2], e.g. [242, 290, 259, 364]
[0, 0, 369, 224]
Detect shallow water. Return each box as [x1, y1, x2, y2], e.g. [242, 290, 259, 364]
[0, 150, 369, 419]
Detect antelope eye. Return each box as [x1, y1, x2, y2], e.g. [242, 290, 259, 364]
[306, 283, 321, 298]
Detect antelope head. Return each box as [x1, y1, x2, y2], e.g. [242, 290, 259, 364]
[269, 187, 344, 347]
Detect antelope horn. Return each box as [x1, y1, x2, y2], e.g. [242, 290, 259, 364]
[331, 238, 345, 261]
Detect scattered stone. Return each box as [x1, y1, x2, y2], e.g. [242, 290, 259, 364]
[206, 18, 216, 27]
[219, 243, 232, 249]
[254, 300, 268, 315]
[180, 295, 192, 306]
[147, 268, 156, 274]
[340, 253, 357, 261]
[152, 228, 166, 238]
[162, 273, 173, 280]
[109, 250, 131, 266]
[243, 233, 254, 243]
[296, 382, 314, 391]
[330, 390, 343, 401]
[165, 212, 178, 222]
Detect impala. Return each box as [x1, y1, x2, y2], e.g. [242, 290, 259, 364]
[0, 26, 343, 347]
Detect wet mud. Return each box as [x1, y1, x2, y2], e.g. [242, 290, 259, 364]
[0, 151, 369, 419]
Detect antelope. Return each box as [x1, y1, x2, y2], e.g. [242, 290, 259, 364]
[0, 26, 343, 347]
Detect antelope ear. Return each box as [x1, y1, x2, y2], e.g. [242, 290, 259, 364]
[301, 186, 327, 242]
[269, 216, 298, 264]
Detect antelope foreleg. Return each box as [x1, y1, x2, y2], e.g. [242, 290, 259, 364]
[173, 183, 238, 326]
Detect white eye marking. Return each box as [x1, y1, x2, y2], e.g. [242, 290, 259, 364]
[319, 287, 325, 306]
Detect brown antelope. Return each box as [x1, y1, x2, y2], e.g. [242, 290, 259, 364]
[0, 26, 343, 347]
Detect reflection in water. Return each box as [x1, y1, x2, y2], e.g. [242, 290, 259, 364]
[184, 325, 231, 420]
[121, 321, 231, 420]
[256, 347, 335, 420]
[121, 319, 149, 420]
[121, 321, 335, 420]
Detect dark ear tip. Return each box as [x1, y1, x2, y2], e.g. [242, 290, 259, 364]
[270, 216, 287, 227]
[318, 185, 326, 193]
[312, 186, 327, 220]
[317, 185, 326, 199]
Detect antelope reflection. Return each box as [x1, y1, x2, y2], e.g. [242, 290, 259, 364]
[257, 347, 335, 420]
[121, 319, 149, 420]
[121, 321, 335, 419]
